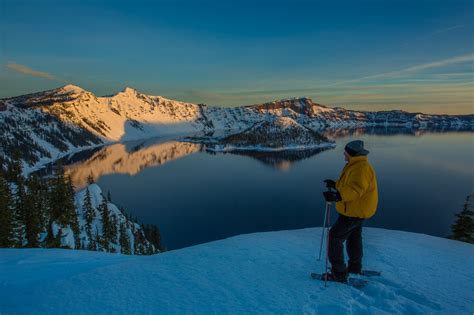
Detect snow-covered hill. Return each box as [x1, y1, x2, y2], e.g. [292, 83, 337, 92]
[9, 179, 159, 255]
[73, 183, 159, 254]
[0, 228, 472, 314]
[1, 85, 472, 171]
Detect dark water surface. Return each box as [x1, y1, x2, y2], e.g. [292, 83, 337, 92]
[54, 131, 474, 250]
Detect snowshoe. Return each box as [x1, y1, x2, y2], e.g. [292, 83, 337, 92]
[310, 273, 368, 289]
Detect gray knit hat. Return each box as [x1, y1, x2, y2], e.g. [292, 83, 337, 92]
[345, 140, 369, 156]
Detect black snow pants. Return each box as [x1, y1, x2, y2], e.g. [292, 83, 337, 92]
[328, 214, 364, 274]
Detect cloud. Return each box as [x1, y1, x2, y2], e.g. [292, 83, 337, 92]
[5, 62, 59, 81]
[434, 72, 474, 79]
[429, 25, 464, 37]
[203, 54, 474, 102]
[333, 54, 474, 85]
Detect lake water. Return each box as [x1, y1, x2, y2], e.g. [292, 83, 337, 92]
[51, 131, 474, 250]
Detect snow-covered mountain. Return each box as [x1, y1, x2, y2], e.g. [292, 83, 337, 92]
[1, 85, 472, 170]
[1, 228, 472, 313]
[0, 85, 210, 171]
[203, 116, 334, 151]
[3, 84, 210, 141]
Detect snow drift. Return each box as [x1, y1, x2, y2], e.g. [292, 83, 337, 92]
[1, 228, 472, 314]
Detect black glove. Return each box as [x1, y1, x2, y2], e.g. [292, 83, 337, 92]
[324, 179, 336, 189]
[323, 190, 342, 202]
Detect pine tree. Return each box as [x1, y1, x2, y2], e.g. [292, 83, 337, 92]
[45, 218, 56, 248]
[94, 228, 102, 252]
[83, 187, 95, 242]
[71, 211, 81, 249]
[88, 235, 96, 251]
[450, 195, 474, 243]
[5, 150, 23, 184]
[134, 238, 144, 255]
[119, 206, 128, 220]
[66, 176, 81, 249]
[110, 214, 118, 245]
[99, 194, 111, 251]
[46, 224, 62, 248]
[151, 225, 162, 252]
[37, 176, 49, 238]
[47, 168, 80, 248]
[48, 169, 68, 226]
[12, 173, 26, 247]
[107, 191, 112, 202]
[87, 225, 98, 251]
[24, 175, 43, 247]
[142, 224, 162, 252]
[0, 176, 14, 247]
[119, 222, 131, 255]
[0, 156, 6, 178]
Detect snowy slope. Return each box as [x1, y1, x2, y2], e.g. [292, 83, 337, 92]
[73, 184, 158, 254]
[1, 228, 473, 314]
[0, 94, 102, 172]
[36, 182, 158, 254]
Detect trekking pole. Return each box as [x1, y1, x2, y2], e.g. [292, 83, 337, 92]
[318, 201, 330, 261]
[325, 200, 331, 287]
[318, 185, 334, 261]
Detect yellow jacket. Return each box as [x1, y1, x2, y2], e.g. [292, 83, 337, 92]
[335, 156, 378, 219]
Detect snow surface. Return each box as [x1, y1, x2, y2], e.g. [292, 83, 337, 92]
[1, 228, 473, 314]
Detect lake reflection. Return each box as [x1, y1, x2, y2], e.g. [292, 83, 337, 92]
[40, 130, 474, 250]
[63, 139, 203, 189]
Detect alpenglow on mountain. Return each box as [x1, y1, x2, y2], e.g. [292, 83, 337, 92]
[0, 84, 472, 169]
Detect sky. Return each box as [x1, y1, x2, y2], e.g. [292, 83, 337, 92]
[0, 0, 473, 114]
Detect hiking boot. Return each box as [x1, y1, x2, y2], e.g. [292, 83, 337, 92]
[320, 271, 347, 283]
[347, 264, 362, 275]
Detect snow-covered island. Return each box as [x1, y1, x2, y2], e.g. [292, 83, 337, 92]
[190, 117, 335, 152]
[1, 228, 472, 314]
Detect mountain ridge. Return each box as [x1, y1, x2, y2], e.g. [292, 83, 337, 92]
[1, 84, 472, 171]
[5, 84, 473, 116]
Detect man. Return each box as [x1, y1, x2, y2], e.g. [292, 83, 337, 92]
[322, 140, 378, 282]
